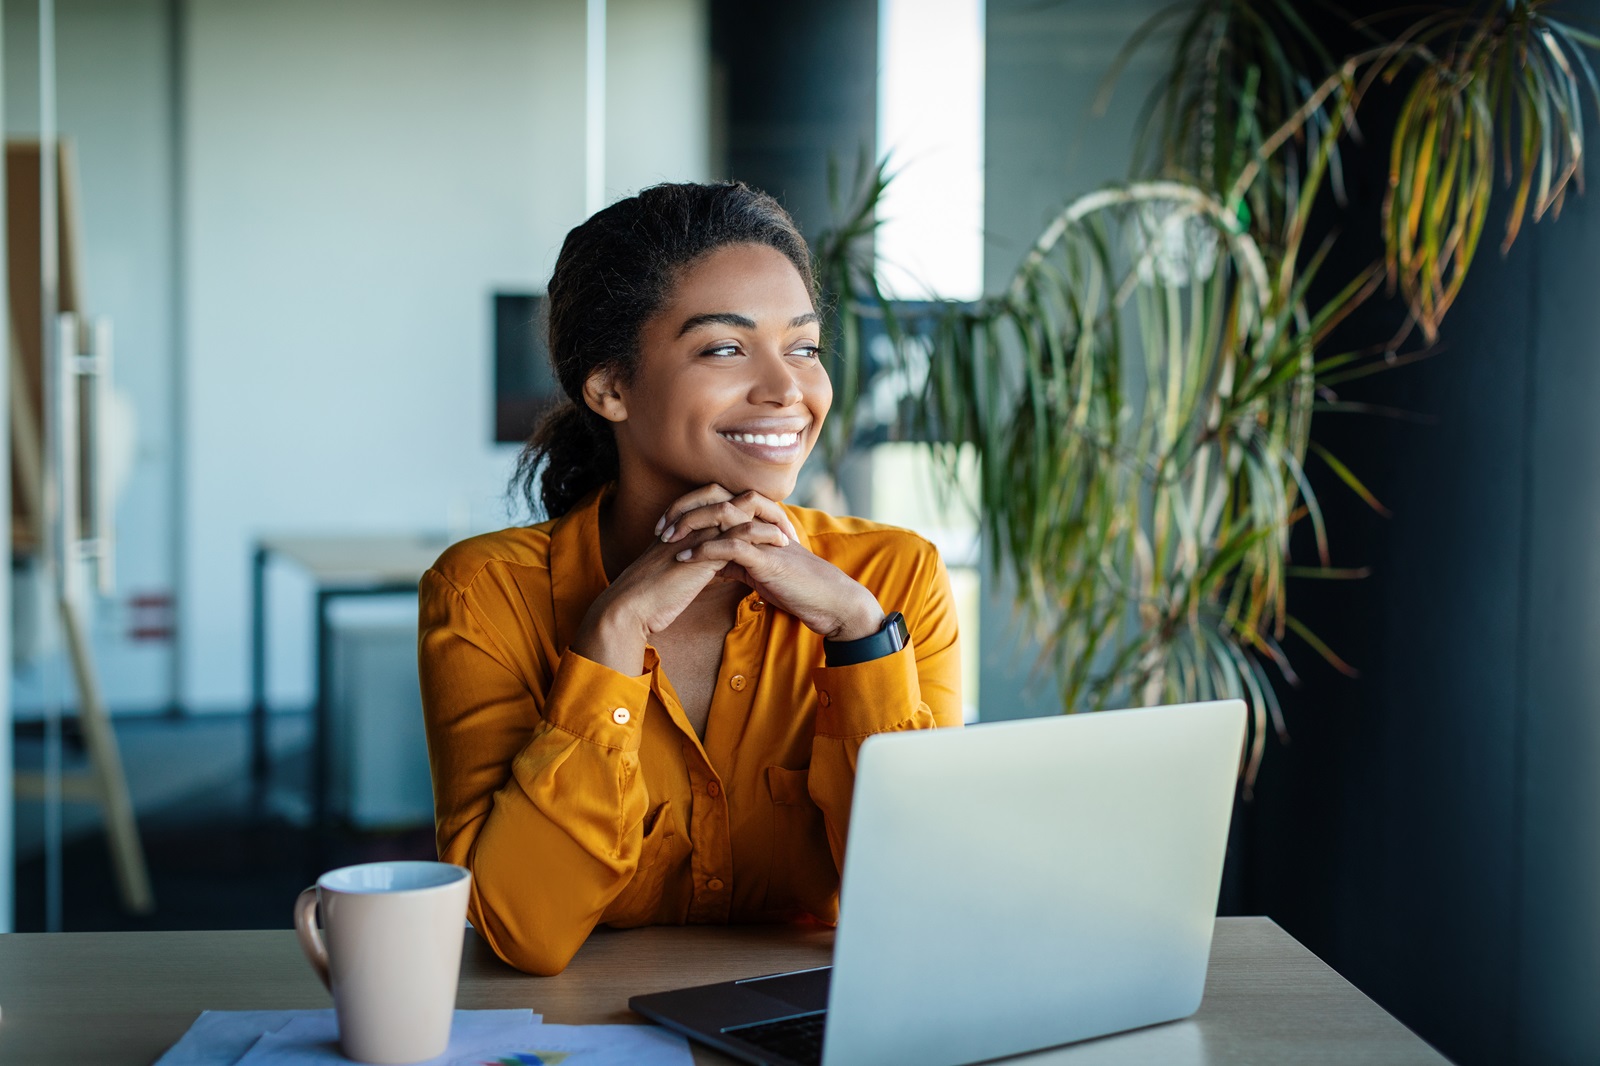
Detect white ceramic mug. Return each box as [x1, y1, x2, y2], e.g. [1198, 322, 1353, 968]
[294, 861, 472, 1064]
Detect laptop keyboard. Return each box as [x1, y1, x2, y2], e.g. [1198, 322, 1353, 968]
[725, 1010, 827, 1066]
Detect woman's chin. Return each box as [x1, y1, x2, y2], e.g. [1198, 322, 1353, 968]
[710, 468, 797, 502]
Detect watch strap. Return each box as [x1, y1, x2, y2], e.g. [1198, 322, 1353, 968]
[823, 611, 908, 667]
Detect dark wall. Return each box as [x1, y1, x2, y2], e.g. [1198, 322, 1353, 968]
[1510, 177, 1600, 1065]
[709, 0, 877, 239]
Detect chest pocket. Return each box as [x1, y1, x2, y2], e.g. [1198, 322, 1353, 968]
[762, 766, 841, 921]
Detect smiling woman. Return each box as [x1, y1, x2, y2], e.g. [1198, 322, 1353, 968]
[416, 182, 963, 976]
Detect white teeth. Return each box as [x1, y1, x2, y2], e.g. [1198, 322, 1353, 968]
[722, 431, 799, 446]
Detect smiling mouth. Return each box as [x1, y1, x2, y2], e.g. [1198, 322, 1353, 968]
[718, 431, 801, 447]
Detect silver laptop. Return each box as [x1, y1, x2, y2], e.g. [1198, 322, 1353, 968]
[630, 699, 1246, 1066]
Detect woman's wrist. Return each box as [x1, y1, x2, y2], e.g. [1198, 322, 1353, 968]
[826, 594, 886, 643]
[570, 597, 650, 677]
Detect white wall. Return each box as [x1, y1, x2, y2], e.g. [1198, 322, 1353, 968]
[181, 0, 709, 710]
[606, 0, 709, 201]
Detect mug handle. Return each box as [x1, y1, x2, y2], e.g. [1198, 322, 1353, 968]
[294, 886, 331, 991]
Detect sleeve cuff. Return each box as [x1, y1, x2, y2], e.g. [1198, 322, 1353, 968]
[811, 643, 923, 738]
[540, 649, 652, 751]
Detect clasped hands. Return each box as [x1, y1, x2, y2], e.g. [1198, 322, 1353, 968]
[571, 484, 885, 677]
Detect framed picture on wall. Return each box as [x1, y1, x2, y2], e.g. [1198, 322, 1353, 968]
[493, 292, 560, 444]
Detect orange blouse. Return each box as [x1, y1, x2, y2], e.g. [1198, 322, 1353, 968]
[417, 486, 962, 975]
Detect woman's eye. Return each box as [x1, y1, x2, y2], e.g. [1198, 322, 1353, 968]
[702, 344, 741, 358]
[791, 344, 821, 360]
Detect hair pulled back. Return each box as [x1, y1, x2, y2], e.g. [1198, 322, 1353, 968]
[512, 181, 817, 520]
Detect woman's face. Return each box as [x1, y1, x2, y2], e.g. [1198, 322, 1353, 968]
[602, 241, 830, 502]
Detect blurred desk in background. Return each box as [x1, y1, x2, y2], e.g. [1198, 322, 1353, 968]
[249, 533, 454, 832]
[0, 919, 1448, 1064]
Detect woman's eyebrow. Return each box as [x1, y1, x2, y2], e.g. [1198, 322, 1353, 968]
[678, 312, 756, 337]
[677, 310, 821, 337]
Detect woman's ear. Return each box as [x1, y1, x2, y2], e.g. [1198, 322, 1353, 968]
[582, 367, 628, 423]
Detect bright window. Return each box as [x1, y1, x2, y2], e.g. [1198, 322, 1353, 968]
[876, 0, 985, 301]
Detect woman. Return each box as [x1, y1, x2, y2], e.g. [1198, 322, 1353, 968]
[419, 181, 961, 976]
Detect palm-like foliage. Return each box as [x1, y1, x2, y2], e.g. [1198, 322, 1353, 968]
[1377, 2, 1600, 339]
[814, 1, 1599, 785]
[1109, 0, 1345, 246]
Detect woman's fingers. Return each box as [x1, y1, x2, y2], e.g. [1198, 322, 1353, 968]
[660, 488, 798, 543]
[662, 500, 745, 542]
[728, 490, 799, 542]
[655, 484, 732, 537]
[652, 523, 727, 565]
[673, 521, 789, 560]
[664, 500, 794, 544]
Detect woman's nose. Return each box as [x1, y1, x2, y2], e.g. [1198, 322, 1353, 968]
[750, 351, 805, 407]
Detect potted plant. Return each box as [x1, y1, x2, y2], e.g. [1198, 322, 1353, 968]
[816, 0, 1600, 786]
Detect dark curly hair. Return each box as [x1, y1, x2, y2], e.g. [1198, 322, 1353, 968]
[511, 181, 818, 520]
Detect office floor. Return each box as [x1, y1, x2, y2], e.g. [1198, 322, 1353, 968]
[12, 712, 435, 932]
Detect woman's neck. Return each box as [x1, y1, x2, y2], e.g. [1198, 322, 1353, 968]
[596, 479, 673, 583]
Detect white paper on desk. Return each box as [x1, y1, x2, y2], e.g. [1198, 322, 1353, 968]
[155, 1010, 330, 1066]
[439, 1023, 696, 1066]
[154, 1009, 541, 1066]
[236, 1017, 692, 1066]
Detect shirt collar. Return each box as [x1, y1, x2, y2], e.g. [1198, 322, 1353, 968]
[547, 484, 612, 652]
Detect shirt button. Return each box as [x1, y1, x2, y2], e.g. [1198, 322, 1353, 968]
[611, 707, 631, 725]
[729, 674, 747, 692]
[818, 691, 831, 708]
[707, 781, 722, 798]
[707, 878, 725, 892]
[751, 599, 765, 612]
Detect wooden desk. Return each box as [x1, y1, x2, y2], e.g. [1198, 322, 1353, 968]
[0, 919, 1447, 1064]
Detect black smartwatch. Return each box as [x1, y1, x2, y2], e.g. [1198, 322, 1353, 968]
[823, 611, 908, 667]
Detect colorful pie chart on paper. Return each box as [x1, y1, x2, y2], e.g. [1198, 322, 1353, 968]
[479, 1054, 570, 1066]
